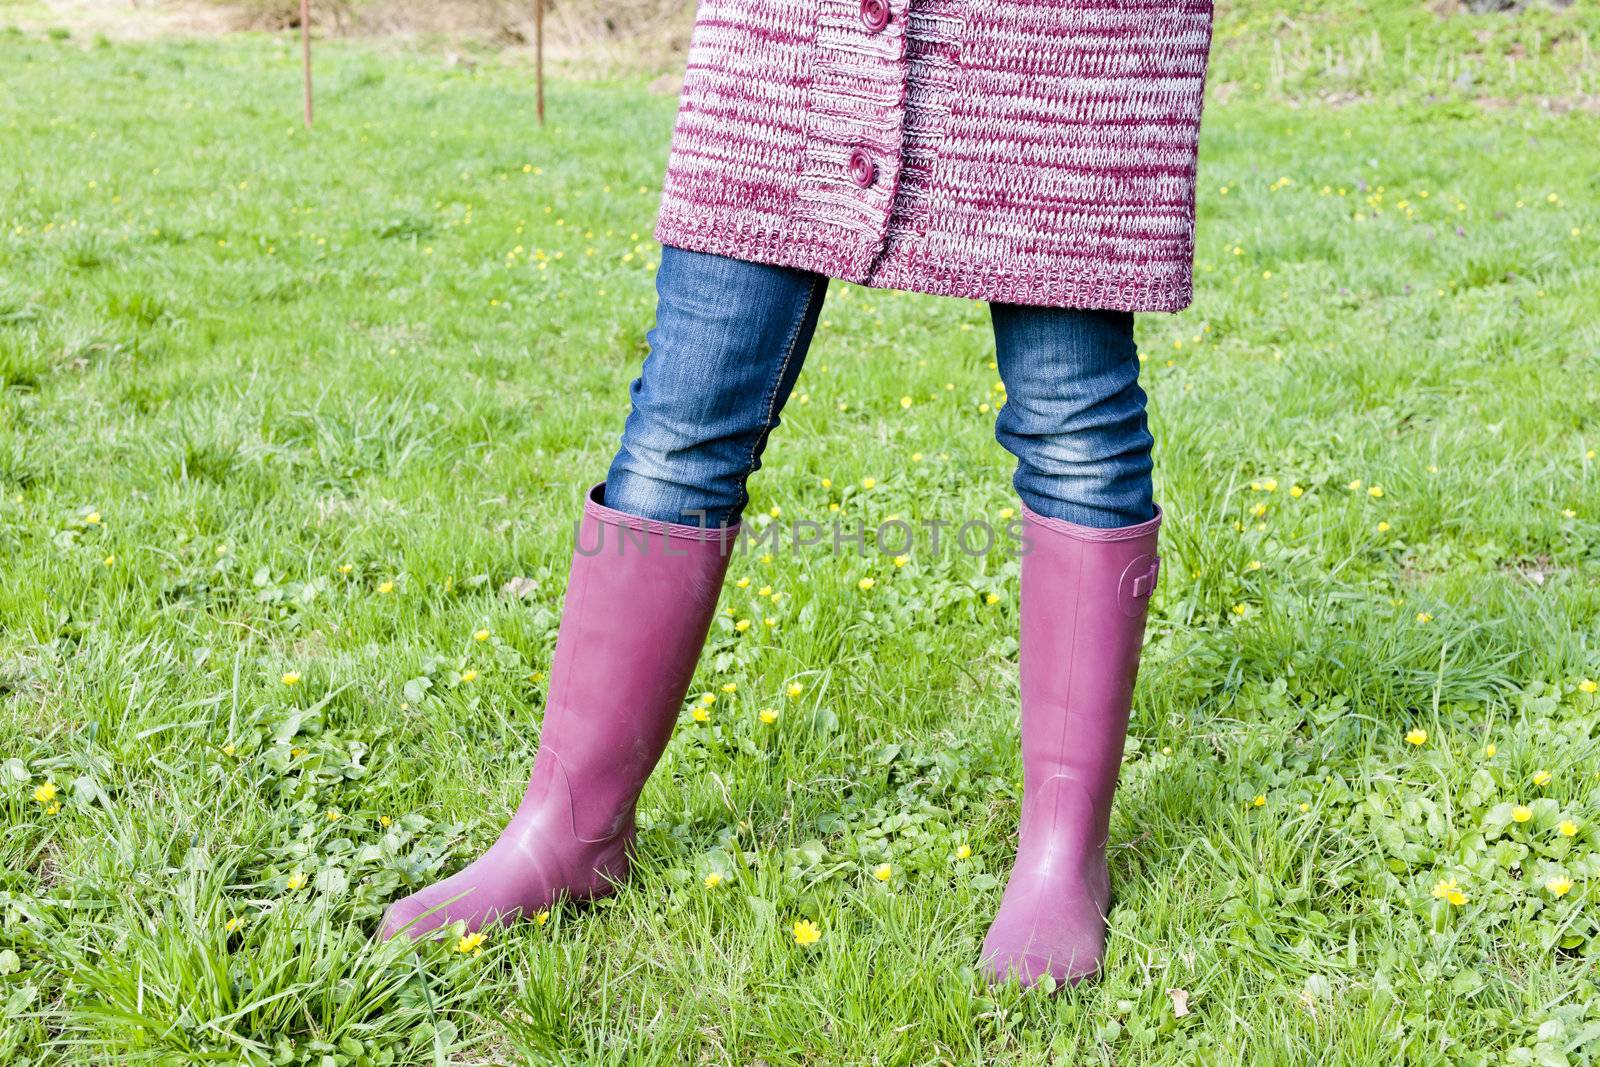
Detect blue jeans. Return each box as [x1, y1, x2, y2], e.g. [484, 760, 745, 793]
[605, 247, 1154, 530]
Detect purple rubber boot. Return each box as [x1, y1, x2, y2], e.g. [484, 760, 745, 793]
[980, 503, 1162, 988]
[382, 484, 737, 940]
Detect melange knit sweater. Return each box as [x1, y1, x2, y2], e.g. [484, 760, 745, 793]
[655, 0, 1214, 312]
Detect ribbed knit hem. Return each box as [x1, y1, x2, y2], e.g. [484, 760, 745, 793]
[655, 210, 871, 287]
[655, 210, 1195, 313]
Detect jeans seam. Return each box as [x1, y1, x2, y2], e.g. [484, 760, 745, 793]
[733, 273, 821, 525]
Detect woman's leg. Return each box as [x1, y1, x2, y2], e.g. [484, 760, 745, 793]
[980, 303, 1163, 987]
[605, 245, 829, 526]
[990, 305, 1154, 528]
[383, 248, 826, 940]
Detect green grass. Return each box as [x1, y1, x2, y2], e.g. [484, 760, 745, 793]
[2, 2, 1599, 1062]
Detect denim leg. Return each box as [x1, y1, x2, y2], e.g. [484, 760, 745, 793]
[604, 246, 829, 527]
[990, 303, 1155, 529]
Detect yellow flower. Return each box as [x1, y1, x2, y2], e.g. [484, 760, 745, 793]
[286, 872, 308, 890]
[281, 672, 301, 686]
[1558, 820, 1578, 837]
[460, 669, 478, 683]
[1232, 603, 1248, 617]
[1347, 479, 1362, 491]
[787, 682, 804, 698]
[699, 692, 716, 706]
[222, 743, 236, 756]
[377, 580, 395, 595]
[103, 554, 115, 567]
[1405, 729, 1427, 746]
[1579, 679, 1598, 694]
[1484, 744, 1497, 758]
[325, 809, 341, 822]
[900, 396, 912, 408]
[759, 708, 779, 725]
[474, 628, 491, 642]
[1251, 794, 1266, 808]
[224, 916, 244, 933]
[872, 863, 892, 882]
[758, 585, 773, 598]
[380, 815, 393, 827]
[33, 781, 58, 804]
[1431, 878, 1467, 906]
[1246, 560, 1262, 572]
[692, 707, 710, 723]
[704, 872, 724, 889]
[857, 577, 876, 591]
[1298, 802, 1311, 813]
[1289, 485, 1304, 498]
[861, 477, 876, 490]
[1250, 503, 1267, 518]
[764, 617, 777, 628]
[1545, 877, 1573, 898]
[985, 592, 1000, 606]
[338, 563, 354, 575]
[956, 844, 972, 860]
[1367, 485, 1384, 498]
[85, 510, 101, 525]
[455, 931, 487, 954]
[893, 554, 909, 568]
[1531, 770, 1551, 787]
[998, 507, 1016, 520]
[1377, 521, 1391, 533]
[1512, 805, 1533, 824]
[534, 910, 550, 925]
[792, 919, 822, 946]
[1415, 612, 1433, 624]
[768, 506, 781, 518]
[736, 577, 751, 589]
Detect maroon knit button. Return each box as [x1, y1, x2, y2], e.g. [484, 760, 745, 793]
[848, 148, 877, 189]
[860, 0, 890, 32]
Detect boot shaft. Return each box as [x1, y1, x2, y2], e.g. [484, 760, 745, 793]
[526, 485, 738, 841]
[1018, 505, 1161, 797]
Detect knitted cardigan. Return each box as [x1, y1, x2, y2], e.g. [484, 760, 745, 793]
[655, 0, 1214, 311]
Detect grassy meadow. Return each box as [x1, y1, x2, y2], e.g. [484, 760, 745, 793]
[1, 1, 1599, 1062]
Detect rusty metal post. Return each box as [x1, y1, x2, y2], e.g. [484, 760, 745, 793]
[535, 0, 545, 124]
[301, 0, 313, 128]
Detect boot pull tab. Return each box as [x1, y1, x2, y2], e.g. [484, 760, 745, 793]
[1131, 557, 1160, 598]
[1117, 554, 1161, 618]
